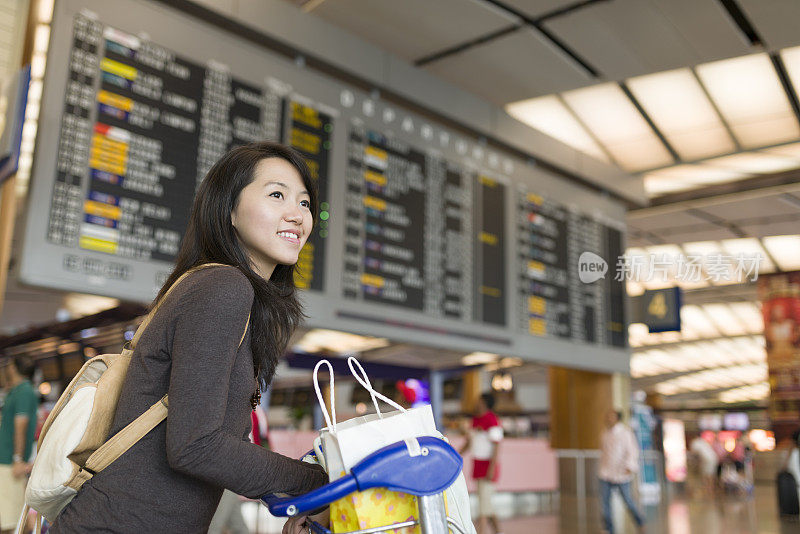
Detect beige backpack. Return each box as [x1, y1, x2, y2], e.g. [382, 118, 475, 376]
[16, 264, 250, 532]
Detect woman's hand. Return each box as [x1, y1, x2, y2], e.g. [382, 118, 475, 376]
[282, 508, 329, 534]
[282, 515, 307, 534]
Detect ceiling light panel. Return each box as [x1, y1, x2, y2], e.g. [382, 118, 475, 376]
[641, 164, 751, 197]
[628, 323, 650, 347]
[705, 152, 800, 174]
[562, 83, 674, 171]
[680, 240, 736, 286]
[505, 96, 609, 161]
[642, 174, 697, 196]
[462, 352, 500, 365]
[728, 302, 764, 334]
[627, 68, 736, 160]
[712, 338, 752, 365]
[692, 341, 730, 367]
[643, 244, 683, 281]
[654, 363, 767, 395]
[682, 241, 722, 257]
[679, 323, 701, 341]
[680, 305, 720, 337]
[762, 141, 800, 159]
[763, 235, 800, 270]
[627, 280, 645, 297]
[294, 329, 390, 353]
[702, 304, 748, 336]
[632, 335, 767, 378]
[631, 352, 666, 377]
[779, 45, 800, 109]
[695, 53, 800, 148]
[719, 237, 776, 275]
[719, 382, 770, 403]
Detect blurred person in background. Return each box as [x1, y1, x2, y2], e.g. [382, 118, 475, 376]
[689, 433, 718, 497]
[598, 409, 644, 534]
[459, 392, 503, 534]
[0, 355, 39, 533]
[730, 436, 746, 473]
[784, 429, 800, 508]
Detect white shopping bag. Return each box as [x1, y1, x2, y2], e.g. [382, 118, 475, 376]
[313, 357, 476, 534]
[313, 358, 436, 479]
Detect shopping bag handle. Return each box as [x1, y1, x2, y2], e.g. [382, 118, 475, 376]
[313, 359, 336, 432]
[347, 356, 406, 417]
[347, 356, 382, 416]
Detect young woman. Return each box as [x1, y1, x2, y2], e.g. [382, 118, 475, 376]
[52, 142, 328, 533]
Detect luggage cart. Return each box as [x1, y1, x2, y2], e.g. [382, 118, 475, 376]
[262, 436, 468, 534]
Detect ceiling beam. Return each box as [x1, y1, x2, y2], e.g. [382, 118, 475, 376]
[556, 93, 619, 166]
[415, 0, 605, 78]
[684, 207, 746, 238]
[717, 0, 765, 47]
[635, 171, 800, 212]
[769, 52, 800, 128]
[632, 332, 760, 353]
[618, 81, 680, 163]
[414, 24, 521, 67]
[689, 68, 742, 152]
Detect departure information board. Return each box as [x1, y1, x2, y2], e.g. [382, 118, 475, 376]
[476, 175, 506, 326]
[39, 14, 332, 292]
[287, 100, 332, 291]
[518, 188, 625, 347]
[46, 15, 281, 272]
[343, 125, 427, 310]
[342, 122, 506, 326]
[22, 0, 631, 372]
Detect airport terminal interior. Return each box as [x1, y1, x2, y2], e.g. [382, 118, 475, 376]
[1, 0, 800, 533]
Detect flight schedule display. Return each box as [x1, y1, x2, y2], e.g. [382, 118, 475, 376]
[28, 12, 334, 296]
[45, 15, 280, 268]
[518, 187, 626, 347]
[286, 100, 332, 291]
[342, 121, 507, 327]
[343, 125, 433, 312]
[23, 0, 631, 370]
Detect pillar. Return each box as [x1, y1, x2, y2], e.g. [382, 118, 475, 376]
[549, 366, 614, 508]
[549, 366, 613, 450]
[460, 369, 482, 414]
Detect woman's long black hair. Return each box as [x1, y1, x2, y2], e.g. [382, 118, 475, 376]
[154, 141, 318, 388]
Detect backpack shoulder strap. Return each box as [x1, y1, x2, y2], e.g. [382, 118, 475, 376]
[130, 262, 232, 350]
[78, 395, 169, 482]
[74, 306, 251, 485]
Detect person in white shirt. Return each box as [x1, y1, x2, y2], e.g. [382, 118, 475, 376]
[689, 434, 718, 497]
[459, 393, 503, 534]
[599, 410, 644, 534]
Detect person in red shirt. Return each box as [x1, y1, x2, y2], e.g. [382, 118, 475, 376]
[460, 393, 503, 534]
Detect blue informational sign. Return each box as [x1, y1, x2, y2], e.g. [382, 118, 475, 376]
[0, 65, 30, 184]
[640, 287, 682, 333]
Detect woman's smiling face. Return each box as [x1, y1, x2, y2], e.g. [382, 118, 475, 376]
[231, 157, 313, 278]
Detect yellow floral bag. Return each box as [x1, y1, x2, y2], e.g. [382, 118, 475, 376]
[330, 487, 419, 534]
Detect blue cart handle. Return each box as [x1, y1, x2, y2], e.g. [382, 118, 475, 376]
[262, 436, 462, 517]
[262, 475, 358, 517]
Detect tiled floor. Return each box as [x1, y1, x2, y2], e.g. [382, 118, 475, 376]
[242, 484, 799, 533]
[487, 485, 798, 534]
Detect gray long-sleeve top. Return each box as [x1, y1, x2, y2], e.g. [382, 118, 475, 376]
[52, 265, 327, 533]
